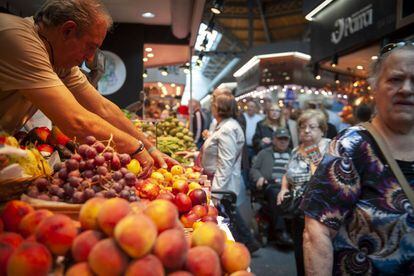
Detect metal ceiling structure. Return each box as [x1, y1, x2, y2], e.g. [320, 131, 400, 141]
[200, 0, 309, 83]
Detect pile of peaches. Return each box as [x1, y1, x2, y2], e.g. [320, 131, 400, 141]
[0, 198, 253, 276]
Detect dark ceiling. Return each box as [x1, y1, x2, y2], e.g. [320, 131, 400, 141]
[201, 0, 309, 81]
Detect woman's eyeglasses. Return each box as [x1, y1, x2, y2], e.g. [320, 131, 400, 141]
[299, 124, 320, 131]
[379, 41, 414, 57]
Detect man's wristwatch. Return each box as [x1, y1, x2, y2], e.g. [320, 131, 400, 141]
[130, 141, 145, 156]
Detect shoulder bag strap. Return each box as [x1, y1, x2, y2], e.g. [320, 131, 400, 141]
[360, 122, 414, 207]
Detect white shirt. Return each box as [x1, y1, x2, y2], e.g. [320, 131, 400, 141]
[202, 118, 244, 199]
[243, 112, 264, 146]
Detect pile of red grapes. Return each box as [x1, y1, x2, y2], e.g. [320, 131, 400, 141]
[27, 136, 139, 203]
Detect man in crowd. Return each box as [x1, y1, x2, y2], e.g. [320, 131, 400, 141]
[250, 128, 293, 245]
[189, 99, 205, 149]
[0, 0, 176, 176]
[239, 99, 263, 162]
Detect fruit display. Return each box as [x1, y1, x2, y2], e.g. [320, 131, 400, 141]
[0, 198, 254, 276]
[139, 117, 197, 164]
[25, 135, 141, 204]
[0, 134, 52, 180]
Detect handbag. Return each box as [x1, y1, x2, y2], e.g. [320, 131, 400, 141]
[279, 189, 304, 218]
[360, 122, 414, 207]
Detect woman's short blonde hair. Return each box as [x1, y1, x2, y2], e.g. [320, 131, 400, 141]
[297, 109, 328, 135]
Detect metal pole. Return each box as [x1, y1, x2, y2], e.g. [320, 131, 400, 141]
[189, 46, 194, 132]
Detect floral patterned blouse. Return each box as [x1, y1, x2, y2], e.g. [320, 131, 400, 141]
[301, 125, 414, 275]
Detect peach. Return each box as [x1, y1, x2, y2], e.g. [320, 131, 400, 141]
[191, 222, 226, 255]
[79, 197, 106, 230]
[0, 242, 14, 276]
[18, 209, 53, 238]
[207, 206, 218, 217]
[66, 262, 94, 276]
[221, 242, 251, 273]
[191, 205, 208, 218]
[154, 228, 188, 270]
[144, 199, 179, 232]
[88, 238, 128, 276]
[129, 201, 147, 214]
[7, 241, 52, 276]
[125, 254, 164, 276]
[97, 198, 131, 236]
[1, 200, 34, 232]
[114, 214, 157, 258]
[71, 230, 103, 262]
[0, 232, 23, 249]
[168, 271, 194, 276]
[180, 212, 200, 228]
[230, 271, 255, 276]
[185, 246, 221, 276]
[35, 214, 78, 256]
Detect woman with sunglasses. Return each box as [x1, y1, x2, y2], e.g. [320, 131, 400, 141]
[301, 43, 414, 274]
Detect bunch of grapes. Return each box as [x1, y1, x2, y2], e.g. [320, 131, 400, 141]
[27, 136, 139, 203]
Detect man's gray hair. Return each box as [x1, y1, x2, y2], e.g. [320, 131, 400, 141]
[34, 0, 113, 34]
[368, 44, 414, 90]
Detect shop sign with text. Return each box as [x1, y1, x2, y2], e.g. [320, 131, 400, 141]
[311, 0, 396, 62]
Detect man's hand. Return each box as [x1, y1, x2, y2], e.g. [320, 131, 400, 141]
[175, 151, 199, 160]
[256, 177, 267, 190]
[276, 188, 289, 205]
[149, 148, 179, 169]
[133, 149, 153, 178]
[262, 137, 271, 145]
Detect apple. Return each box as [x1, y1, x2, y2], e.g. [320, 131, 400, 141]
[201, 215, 218, 224]
[191, 205, 208, 218]
[156, 191, 175, 202]
[207, 206, 219, 217]
[137, 179, 160, 200]
[174, 193, 192, 214]
[172, 179, 189, 195]
[180, 212, 200, 228]
[188, 189, 207, 206]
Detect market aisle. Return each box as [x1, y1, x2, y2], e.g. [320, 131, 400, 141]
[250, 245, 296, 276]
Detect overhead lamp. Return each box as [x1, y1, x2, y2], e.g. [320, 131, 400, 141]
[211, 0, 224, 15]
[143, 57, 148, 62]
[180, 64, 190, 74]
[371, 55, 378, 60]
[147, 53, 154, 58]
[142, 69, 148, 78]
[334, 73, 340, 84]
[331, 54, 338, 67]
[313, 63, 321, 80]
[160, 67, 168, 76]
[142, 12, 155, 18]
[356, 65, 364, 70]
[145, 47, 152, 52]
[206, 16, 215, 33]
[196, 53, 204, 67]
[171, 83, 176, 87]
[200, 35, 209, 51]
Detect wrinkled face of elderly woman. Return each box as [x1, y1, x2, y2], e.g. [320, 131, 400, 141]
[375, 48, 414, 126]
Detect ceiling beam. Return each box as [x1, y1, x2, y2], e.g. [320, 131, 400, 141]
[248, 0, 254, 48]
[216, 8, 302, 19]
[255, 0, 271, 43]
[222, 22, 307, 32]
